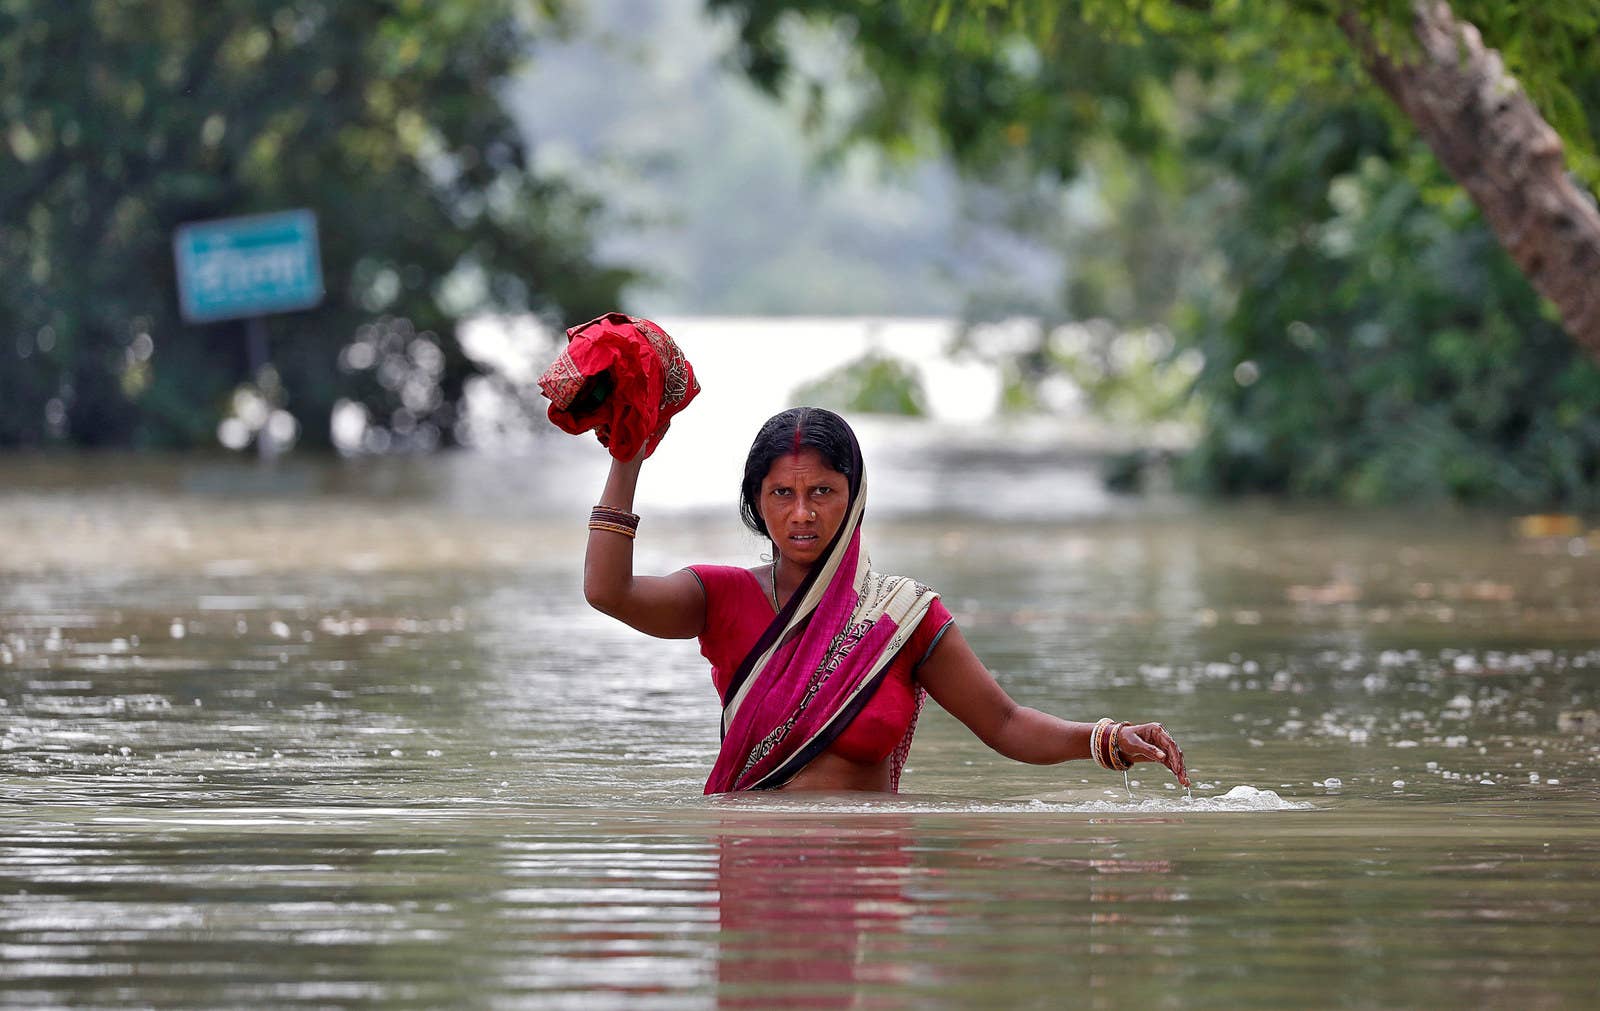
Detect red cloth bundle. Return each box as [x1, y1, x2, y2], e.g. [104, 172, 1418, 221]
[537, 312, 701, 460]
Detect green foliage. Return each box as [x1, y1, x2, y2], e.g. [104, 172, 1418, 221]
[712, 0, 1600, 505]
[1183, 95, 1600, 507]
[714, 0, 1600, 187]
[0, 0, 627, 450]
[792, 351, 928, 416]
[891, 0, 1600, 181]
[708, 0, 1183, 177]
[1042, 323, 1200, 428]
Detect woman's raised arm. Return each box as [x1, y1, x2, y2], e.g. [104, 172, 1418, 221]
[582, 454, 706, 639]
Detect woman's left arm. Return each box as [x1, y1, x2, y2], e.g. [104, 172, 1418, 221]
[916, 622, 1189, 786]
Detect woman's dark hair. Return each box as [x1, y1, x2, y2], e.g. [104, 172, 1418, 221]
[739, 407, 859, 540]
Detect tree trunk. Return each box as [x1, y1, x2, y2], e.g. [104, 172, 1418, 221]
[1340, 1, 1600, 358]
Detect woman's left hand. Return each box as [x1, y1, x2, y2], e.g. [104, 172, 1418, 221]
[1118, 723, 1190, 787]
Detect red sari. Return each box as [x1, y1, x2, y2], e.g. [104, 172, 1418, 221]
[537, 312, 700, 460]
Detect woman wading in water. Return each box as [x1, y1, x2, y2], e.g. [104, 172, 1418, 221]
[583, 406, 1191, 794]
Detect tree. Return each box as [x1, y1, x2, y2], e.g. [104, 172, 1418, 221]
[1339, 2, 1600, 358]
[705, 0, 1600, 505]
[1182, 91, 1600, 506]
[0, 0, 628, 450]
[708, 0, 1600, 357]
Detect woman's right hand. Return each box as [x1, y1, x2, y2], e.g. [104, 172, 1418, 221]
[1117, 722, 1190, 787]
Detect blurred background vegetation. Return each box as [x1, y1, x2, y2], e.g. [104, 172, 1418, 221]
[4, 0, 1599, 507]
[1, 0, 626, 452]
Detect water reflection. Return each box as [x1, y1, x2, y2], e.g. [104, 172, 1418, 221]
[715, 815, 916, 1008]
[710, 808, 1200, 1009]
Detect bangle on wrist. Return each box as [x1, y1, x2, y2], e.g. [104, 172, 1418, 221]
[1108, 721, 1132, 772]
[589, 504, 639, 538]
[1091, 717, 1114, 770]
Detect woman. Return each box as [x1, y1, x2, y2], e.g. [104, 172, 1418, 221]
[584, 407, 1189, 794]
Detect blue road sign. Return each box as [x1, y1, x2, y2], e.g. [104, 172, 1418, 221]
[174, 209, 324, 323]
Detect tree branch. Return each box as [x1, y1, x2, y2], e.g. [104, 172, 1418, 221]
[1340, 1, 1600, 358]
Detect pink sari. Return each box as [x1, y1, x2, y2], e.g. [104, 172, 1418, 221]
[705, 435, 941, 794]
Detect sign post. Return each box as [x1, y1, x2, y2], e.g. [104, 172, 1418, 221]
[173, 209, 324, 457]
[174, 209, 324, 323]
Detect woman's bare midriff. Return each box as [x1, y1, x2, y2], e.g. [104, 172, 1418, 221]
[779, 749, 892, 792]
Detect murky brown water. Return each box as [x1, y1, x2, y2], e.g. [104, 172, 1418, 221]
[3, 446, 1599, 1008]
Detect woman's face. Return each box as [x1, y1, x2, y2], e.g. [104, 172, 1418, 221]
[759, 447, 849, 569]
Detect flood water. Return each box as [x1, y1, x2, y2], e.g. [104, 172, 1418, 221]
[3, 436, 1599, 1008]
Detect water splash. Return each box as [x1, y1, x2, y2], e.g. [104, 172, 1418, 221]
[706, 784, 1313, 816]
[1051, 785, 1312, 814]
